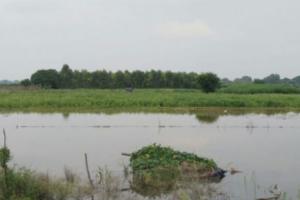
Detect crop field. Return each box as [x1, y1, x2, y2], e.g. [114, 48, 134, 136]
[0, 89, 300, 111]
[219, 83, 300, 94]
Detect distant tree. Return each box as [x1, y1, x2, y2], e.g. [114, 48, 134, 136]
[146, 70, 164, 88]
[183, 72, 198, 88]
[20, 79, 31, 87]
[164, 71, 175, 88]
[172, 73, 184, 88]
[292, 76, 300, 86]
[59, 64, 73, 88]
[263, 74, 281, 84]
[73, 70, 92, 88]
[113, 71, 127, 88]
[254, 79, 265, 84]
[27, 67, 228, 89]
[197, 73, 220, 93]
[124, 70, 132, 87]
[221, 78, 232, 85]
[31, 69, 60, 89]
[91, 70, 112, 88]
[131, 70, 145, 88]
[234, 76, 252, 83]
[281, 78, 292, 84]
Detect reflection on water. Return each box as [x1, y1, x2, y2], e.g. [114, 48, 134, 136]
[196, 113, 219, 124]
[129, 169, 225, 198]
[0, 110, 300, 199]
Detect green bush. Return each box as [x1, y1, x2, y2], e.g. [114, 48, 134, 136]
[130, 144, 217, 171]
[197, 73, 220, 93]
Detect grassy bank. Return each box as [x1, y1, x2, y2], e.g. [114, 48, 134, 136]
[219, 83, 300, 94]
[0, 89, 300, 111]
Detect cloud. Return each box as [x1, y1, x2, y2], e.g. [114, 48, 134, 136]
[158, 20, 214, 38]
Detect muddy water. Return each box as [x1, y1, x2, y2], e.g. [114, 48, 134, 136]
[0, 112, 300, 199]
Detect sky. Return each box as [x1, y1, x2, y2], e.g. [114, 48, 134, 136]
[1, 0, 300, 80]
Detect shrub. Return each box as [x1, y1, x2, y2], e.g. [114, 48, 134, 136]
[197, 73, 220, 93]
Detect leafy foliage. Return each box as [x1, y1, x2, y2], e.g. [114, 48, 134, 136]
[129, 144, 219, 198]
[197, 73, 220, 93]
[28, 65, 218, 90]
[20, 79, 31, 87]
[59, 64, 73, 88]
[0, 147, 10, 168]
[130, 144, 217, 172]
[31, 69, 60, 89]
[263, 74, 281, 84]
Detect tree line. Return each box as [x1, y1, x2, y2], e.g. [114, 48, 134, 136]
[222, 74, 300, 86]
[21, 65, 300, 92]
[21, 65, 221, 92]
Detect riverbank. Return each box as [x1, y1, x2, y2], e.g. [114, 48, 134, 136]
[0, 89, 300, 111]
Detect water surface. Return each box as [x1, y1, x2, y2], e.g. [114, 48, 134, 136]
[0, 111, 299, 199]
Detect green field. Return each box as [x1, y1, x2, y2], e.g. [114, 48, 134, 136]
[0, 89, 300, 112]
[219, 83, 300, 94]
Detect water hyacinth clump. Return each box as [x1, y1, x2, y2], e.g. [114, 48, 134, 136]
[130, 144, 218, 172]
[128, 144, 221, 197]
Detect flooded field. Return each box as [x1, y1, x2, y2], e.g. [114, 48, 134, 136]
[0, 111, 300, 199]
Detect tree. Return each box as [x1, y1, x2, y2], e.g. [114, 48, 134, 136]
[91, 70, 112, 88]
[59, 64, 73, 88]
[254, 79, 265, 84]
[221, 78, 232, 85]
[20, 79, 31, 87]
[27, 67, 227, 89]
[172, 73, 184, 88]
[113, 71, 127, 88]
[164, 71, 174, 88]
[263, 74, 280, 84]
[183, 72, 198, 88]
[281, 78, 292, 84]
[292, 76, 300, 86]
[197, 73, 220, 93]
[234, 76, 252, 83]
[72, 70, 92, 88]
[131, 70, 145, 88]
[31, 69, 60, 89]
[146, 70, 164, 88]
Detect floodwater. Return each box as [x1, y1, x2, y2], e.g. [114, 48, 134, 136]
[0, 111, 300, 199]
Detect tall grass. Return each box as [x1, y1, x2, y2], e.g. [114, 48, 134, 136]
[0, 151, 229, 200]
[219, 83, 300, 94]
[0, 89, 299, 111]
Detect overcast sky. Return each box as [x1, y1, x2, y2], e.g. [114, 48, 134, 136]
[1, 0, 300, 80]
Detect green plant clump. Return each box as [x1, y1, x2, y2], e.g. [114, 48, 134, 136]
[0, 147, 11, 168]
[130, 144, 217, 172]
